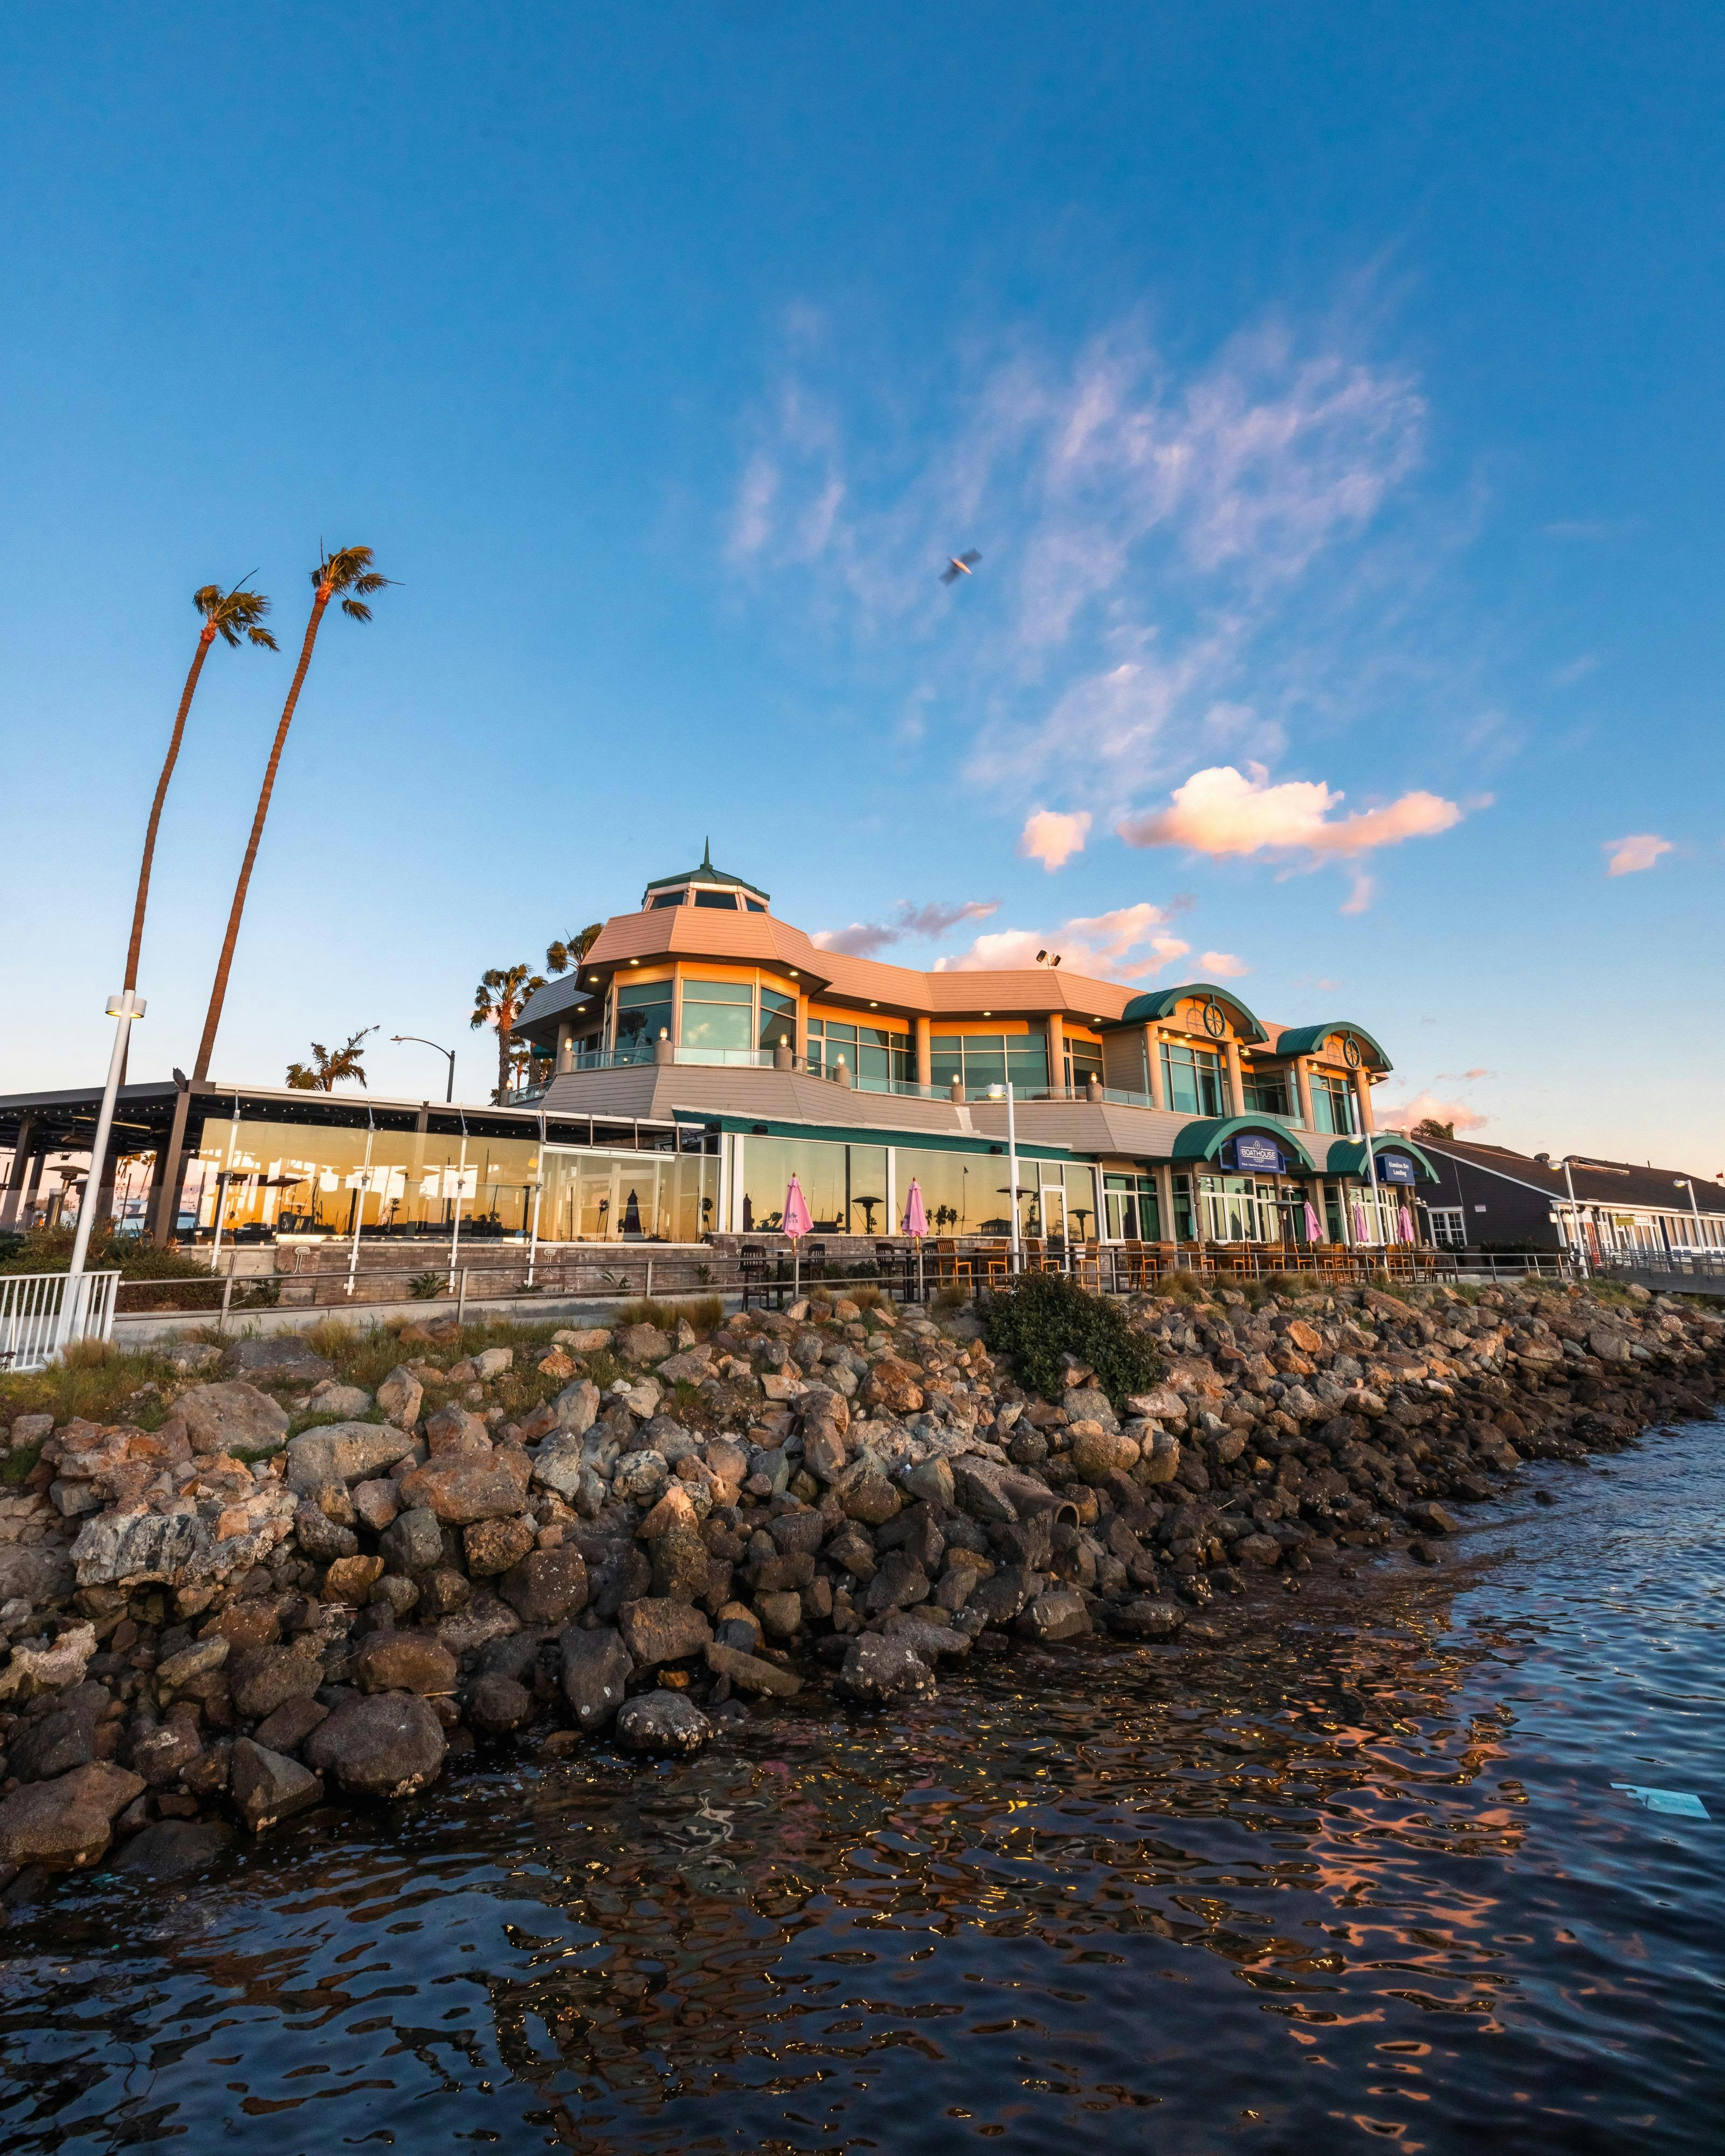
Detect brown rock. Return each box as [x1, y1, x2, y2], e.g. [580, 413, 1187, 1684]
[0, 1761, 145, 1869]
[230, 1738, 323, 1832]
[862, 1356, 924, 1415]
[355, 1632, 458, 1695]
[706, 1642, 802, 1697]
[306, 1691, 447, 1800]
[618, 1597, 712, 1669]
[398, 1448, 532, 1525]
[230, 1642, 323, 1720]
[252, 1695, 329, 1754]
[322, 1554, 386, 1603]
[425, 1403, 492, 1457]
[1070, 1426, 1142, 1485]
[463, 1516, 536, 1577]
[499, 1547, 589, 1626]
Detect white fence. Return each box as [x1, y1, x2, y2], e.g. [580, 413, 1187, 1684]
[0, 1270, 121, 1374]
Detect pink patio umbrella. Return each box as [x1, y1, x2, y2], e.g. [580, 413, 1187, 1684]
[1397, 1202, 1417, 1245]
[1303, 1199, 1323, 1245]
[1351, 1200, 1371, 1244]
[902, 1177, 928, 1303]
[782, 1174, 813, 1303]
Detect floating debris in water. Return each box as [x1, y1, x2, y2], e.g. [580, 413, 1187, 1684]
[1612, 1784, 1710, 1819]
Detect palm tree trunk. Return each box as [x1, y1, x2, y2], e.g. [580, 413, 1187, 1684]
[497, 1019, 510, 1103]
[126, 629, 213, 994]
[192, 589, 330, 1082]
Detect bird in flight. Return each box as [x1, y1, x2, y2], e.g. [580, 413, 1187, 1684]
[941, 549, 982, 584]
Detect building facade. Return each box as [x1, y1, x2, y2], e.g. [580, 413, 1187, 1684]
[0, 853, 1453, 1254]
[1418, 1138, 1725, 1263]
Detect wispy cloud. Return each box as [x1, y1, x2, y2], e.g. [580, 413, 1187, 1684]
[1551, 652, 1600, 687]
[1018, 808, 1091, 870]
[1197, 949, 1250, 978]
[1376, 1088, 1491, 1135]
[934, 901, 1190, 980]
[1603, 833, 1673, 877]
[812, 897, 999, 958]
[726, 309, 1434, 816]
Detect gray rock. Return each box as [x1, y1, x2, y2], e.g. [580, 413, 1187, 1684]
[559, 1625, 634, 1731]
[221, 1336, 335, 1388]
[293, 1501, 360, 1563]
[231, 1738, 324, 1830]
[380, 1507, 444, 1575]
[177, 1380, 290, 1457]
[132, 1702, 205, 1788]
[500, 1547, 589, 1626]
[425, 1402, 492, 1456]
[376, 1366, 425, 1427]
[835, 1634, 936, 1705]
[612, 1450, 668, 1505]
[1062, 1385, 1118, 1429]
[0, 1545, 71, 1609]
[286, 1422, 417, 1492]
[160, 1342, 222, 1374]
[71, 1512, 210, 1591]
[471, 1347, 513, 1380]
[466, 1671, 533, 1737]
[1405, 1501, 1461, 1537]
[305, 1691, 447, 1800]
[307, 1380, 374, 1419]
[0, 1761, 144, 1869]
[617, 1323, 671, 1365]
[618, 1598, 712, 1670]
[1109, 1597, 1187, 1641]
[230, 1642, 323, 1720]
[1015, 1587, 1091, 1643]
[9, 1682, 108, 1781]
[434, 1593, 521, 1660]
[551, 1379, 601, 1436]
[901, 1456, 955, 1508]
[705, 1642, 803, 1696]
[155, 1635, 230, 1690]
[115, 1817, 236, 1876]
[967, 1564, 1041, 1627]
[252, 1695, 329, 1754]
[616, 1691, 710, 1755]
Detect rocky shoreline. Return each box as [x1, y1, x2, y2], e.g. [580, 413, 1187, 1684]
[0, 1275, 1720, 1898]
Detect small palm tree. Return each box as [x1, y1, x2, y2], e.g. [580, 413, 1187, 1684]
[546, 923, 603, 976]
[125, 581, 277, 995]
[192, 546, 391, 1082]
[286, 1025, 376, 1091]
[472, 963, 546, 1102]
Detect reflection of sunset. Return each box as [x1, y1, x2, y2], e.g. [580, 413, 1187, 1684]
[3, 1427, 1722, 2151]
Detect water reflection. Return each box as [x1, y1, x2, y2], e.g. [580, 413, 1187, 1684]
[1, 1420, 1720, 2153]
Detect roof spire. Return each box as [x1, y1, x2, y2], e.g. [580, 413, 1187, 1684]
[701, 837, 713, 871]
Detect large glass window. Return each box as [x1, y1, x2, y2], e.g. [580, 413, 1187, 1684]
[808, 1018, 910, 1090]
[739, 1136, 888, 1236]
[541, 1146, 717, 1242]
[615, 978, 673, 1062]
[898, 1146, 1013, 1237]
[1103, 1172, 1161, 1241]
[1310, 1073, 1358, 1135]
[760, 987, 797, 1053]
[1241, 1067, 1291, 1118]
[1064, 1037, 1105, 1092]
[680, 977, 754, 1056]
[929, 1033, 1049, 1099]
[1161, 1042, 1229, 1117]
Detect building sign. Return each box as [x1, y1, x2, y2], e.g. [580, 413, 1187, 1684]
[1231, 1132, 1286, 1174]
[1377, 1152, 1417, 1185]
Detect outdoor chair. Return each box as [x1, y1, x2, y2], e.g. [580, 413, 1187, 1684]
[1071, 1240, 1102, 1290]
[972, 1238, 1010, 1286]
[933, 1238, 974, 1289]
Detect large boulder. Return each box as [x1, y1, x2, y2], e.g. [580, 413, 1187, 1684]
[464, 1517, 536, 1578]
[397, 1448, 532, 1526]
[560, 1626, 633, 1731]
[551, 1379, 601, 1436]
[230, 1641, 323, 1720]
[835, 1634, 935, 1705]
[425, 1404, 491, 1456]
[9, 1682, 109, 1781]
[177, 1381, 290, 1456]
[616, 1691, 710, 1755]
[1069, 1426, 1141, 1485]
[618, 1598, 712, 1670]
[466, 1673, 534, 1738]
[1109, 1597, 1187, 1641]
[0, 1761, 144, 1869]
[500, 1547, 589, 1626]
[1015, 1587, 1091, 1643]
[617, 1323, 671, 1365]
[305, 1692, 447, 1800]
[376, 1366, 425, 1427]
[0, 1545, 72, 1611]
[286, 1423, 418, 1492]
[222, 1336, 335, 1389]
[230, 1738, 324, 1831]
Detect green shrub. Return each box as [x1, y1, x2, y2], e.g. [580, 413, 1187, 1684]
[409, 1272, 445, 1300]
[977, 1272, 1163, 1407]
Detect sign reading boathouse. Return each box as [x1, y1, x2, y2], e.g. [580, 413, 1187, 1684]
[1228, 1132, 1287, 1174]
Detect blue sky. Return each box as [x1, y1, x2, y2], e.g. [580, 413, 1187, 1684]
[2, 5, 1720, 1170]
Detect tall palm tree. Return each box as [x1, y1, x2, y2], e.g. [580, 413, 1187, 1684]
[285, 1025, 376, 1091]
[125, 581, 278, 995]
[192, 546, 389, 1082]
[546, 923, 603, 976]
[472, 963, 546, 1102]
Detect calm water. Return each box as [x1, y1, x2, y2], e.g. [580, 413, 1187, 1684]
[2, 1415, 1721, 2155]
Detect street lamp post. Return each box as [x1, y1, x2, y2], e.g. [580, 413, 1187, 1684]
[392, 1034, 456, 1101]
[1563, 1156, 1590, 1277]
[61, 991, 146, 1348]
[987, 1082, 1023, 1273]
[1675, 1178, 1703, 1259]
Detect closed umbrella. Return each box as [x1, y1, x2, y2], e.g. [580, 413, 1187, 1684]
[902, 1177, 928, 1303]
[782, 1174, 812, 1304]
[1351, 1200, 1371, 1243]
[1303, 1200, 1323, 1245]
[1397, 1202, 1416, 1245]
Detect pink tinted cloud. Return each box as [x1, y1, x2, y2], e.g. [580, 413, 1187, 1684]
[1197, 950, 1250, 978]
[1119, 762, 1466, 864]
[1376, 1089, 1490, 1135]
[1018, 808, 1092, 871]
[1603, 833, 1673, 877]
[935, 901, 1190, 979]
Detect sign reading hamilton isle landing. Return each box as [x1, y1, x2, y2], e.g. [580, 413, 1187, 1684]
[1377, 1154, 1418, 1185]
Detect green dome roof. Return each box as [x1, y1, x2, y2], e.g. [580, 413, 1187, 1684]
[642, 840, 769, 902]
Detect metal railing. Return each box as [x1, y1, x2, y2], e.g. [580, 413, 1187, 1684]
[0, 1269, 121, 1372]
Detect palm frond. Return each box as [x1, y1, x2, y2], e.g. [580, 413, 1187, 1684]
[192, 584, 224, 617]
[340, 598, 372, 621]
[247, 626, 280, 649]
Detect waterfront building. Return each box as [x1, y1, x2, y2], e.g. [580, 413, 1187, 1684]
[1418, 1137, 1725, 1264]
[0, 852, 1446, 1257]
